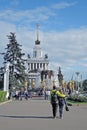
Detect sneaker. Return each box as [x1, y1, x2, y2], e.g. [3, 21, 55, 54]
[59, 116, 63, 119]
[53, 116, 56, 119]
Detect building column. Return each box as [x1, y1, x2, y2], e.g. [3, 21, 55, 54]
[46, 63, 48, 70]
[40, 63, 42, 69]
[29, 63, 31, 70]
[34, 63, 35, 70]
[39, 63, 40, 70]
[36, 63, 37, 69]
[45, 63, 47, 70]
[33, 63, 34, 70]
[43, 63, 45, 70]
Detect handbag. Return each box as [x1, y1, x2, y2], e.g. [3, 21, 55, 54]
[65, 105, 69, 111]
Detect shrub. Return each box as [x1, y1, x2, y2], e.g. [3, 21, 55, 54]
[67, 94, 87, 102]
[0, 91, 7, 102]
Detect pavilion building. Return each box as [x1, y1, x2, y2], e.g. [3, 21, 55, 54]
[26, 25, 50, 89]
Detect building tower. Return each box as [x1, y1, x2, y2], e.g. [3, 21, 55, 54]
[26, 24, 49, 89]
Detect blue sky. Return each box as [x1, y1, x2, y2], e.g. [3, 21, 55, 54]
[0, 0, 87, 81]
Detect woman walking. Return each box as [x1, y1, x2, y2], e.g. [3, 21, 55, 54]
[58, 88, 66, 119]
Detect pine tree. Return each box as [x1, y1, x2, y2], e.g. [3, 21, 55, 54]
[3, 32, 28, 90]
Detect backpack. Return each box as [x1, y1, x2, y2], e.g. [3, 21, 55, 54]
[51, 91, 58, 103]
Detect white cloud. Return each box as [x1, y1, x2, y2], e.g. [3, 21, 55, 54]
[0, 7, 55, 24]
[1, 22, 87, 79]
[0, 1, 76, 24]
[0, 21, 17, 49]
[52, 1, 77, 9]
[40, 28, 87, 76]
[0, 1, 87, 80]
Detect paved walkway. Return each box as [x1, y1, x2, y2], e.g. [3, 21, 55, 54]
[0, 98, 87, 130]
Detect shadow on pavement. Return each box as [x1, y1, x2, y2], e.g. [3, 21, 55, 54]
[0, 115, 53, 119]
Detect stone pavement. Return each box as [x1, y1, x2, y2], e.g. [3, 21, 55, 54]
[0, 98, 87, 130]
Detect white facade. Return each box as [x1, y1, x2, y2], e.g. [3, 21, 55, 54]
[26, 25, 49, 88]
[33, 44, 42, 59]
[27, 59, 49, 71]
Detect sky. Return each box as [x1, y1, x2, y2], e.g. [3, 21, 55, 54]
[0, 0, 87, 81]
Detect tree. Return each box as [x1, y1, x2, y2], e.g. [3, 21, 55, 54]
[3, 32, 28, 90]
[82, 79, 87, 91]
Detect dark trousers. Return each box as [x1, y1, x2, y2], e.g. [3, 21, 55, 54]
[52, 103, 58, 117]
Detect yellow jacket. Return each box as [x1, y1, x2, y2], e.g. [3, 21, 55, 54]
[50, 89, 66, 99]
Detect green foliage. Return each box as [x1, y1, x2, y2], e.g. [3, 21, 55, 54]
[68, 94, 87, 102]
[82, 79, 87, 91]
[3, 32, 28, 90]
[0, 91, 7, 102]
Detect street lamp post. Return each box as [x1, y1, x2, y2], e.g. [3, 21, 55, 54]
[4, 62, 10, 98]
[75, 72, 80, 91]
[80, 74, 83, 89]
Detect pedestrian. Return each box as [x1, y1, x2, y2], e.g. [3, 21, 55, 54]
[50, 86, 66, 119]
[24, 89, 28, 100]
[58, 88, 66, 119]
[47, 90, 50, 100]
[45, 89, 50, 100]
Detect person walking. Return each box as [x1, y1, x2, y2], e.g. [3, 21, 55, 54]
[50, 86, 66, 119]
[58, 88, 66, 119]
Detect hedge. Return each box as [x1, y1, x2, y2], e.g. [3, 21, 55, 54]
[0, 91, 7, 102]
[67, 95, 87, 102]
